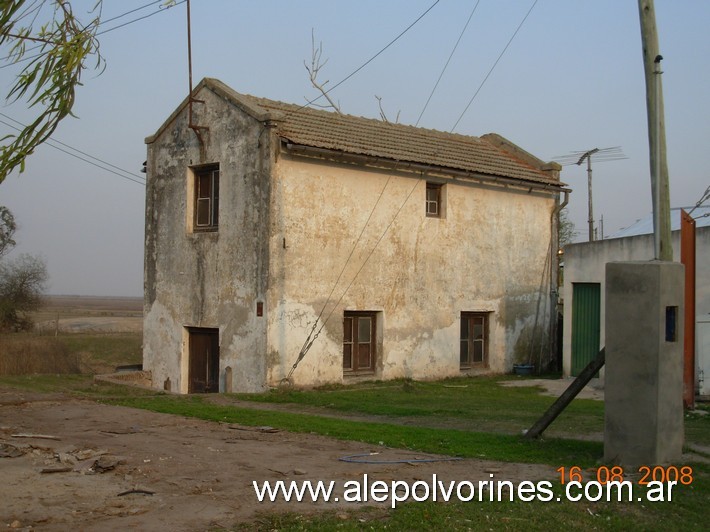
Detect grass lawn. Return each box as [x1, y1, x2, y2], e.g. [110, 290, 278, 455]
[233, 376, 606, 438]
[1, 365, 708, 529]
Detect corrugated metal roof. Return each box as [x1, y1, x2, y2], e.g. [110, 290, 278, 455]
[201, 78, 562, 187]
[609, 206, 710, 238]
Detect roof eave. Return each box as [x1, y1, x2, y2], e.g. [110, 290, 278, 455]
[283, 142, 568, 194]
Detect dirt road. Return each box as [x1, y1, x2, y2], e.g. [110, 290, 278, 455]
[1, 388, 556, 530]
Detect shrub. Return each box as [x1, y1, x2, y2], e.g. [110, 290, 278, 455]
[0, 335, 81, 375]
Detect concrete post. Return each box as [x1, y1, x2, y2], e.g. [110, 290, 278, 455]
[604, 261, 684, 466]
[224, 366, 233, 393]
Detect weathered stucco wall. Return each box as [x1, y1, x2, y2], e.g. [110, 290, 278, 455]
[143, 85, 272, 393]
[561, 226, 709, 378]
[266, 154, 557, 387]
[144, 85, 560, 393]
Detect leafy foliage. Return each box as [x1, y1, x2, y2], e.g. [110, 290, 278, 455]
[0, 205, 17, 258]
[0, 252, 48, 330]
[0, 0, 103, 182]
[559, 207, 577, 248]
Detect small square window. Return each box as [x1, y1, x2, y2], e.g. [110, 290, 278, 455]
[192, 164, 219, 231]
[426, 182, 443, 218]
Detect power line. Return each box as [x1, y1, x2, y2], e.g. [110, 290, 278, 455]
[284, 1, 445, 375]
[0, 114, 145, 186]
[687, 185, 710, 216]
[0, 0, 185, 69]
[284, 0, 441, 120]
[552, 146, 628, 166]
[290, 173, 395, 377]
[450, 0, 539, 132]
[100, 0, 166, 26]
[286, 176, 423, 382]
[416, 0, 481, 126]
[98, 0, 185, 36]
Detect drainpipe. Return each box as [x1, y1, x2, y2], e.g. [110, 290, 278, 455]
[549, 189, 570, 371]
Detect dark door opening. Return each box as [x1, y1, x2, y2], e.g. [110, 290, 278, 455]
[571, 283, 601, 376]
[188, 328, 220, 393]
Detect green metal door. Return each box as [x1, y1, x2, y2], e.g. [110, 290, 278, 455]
[571, 283, 601, 376]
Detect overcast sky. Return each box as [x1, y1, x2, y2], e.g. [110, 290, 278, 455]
[1, 0, 708, 297]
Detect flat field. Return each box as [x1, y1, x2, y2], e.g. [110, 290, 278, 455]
[32, 295, 143, 334]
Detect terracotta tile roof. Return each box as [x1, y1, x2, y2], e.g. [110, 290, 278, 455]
[204, 78, 561, 187]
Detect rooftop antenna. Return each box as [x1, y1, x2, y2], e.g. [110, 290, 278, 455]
[186, 0, 208, 160]
[553, 146, 627, 241]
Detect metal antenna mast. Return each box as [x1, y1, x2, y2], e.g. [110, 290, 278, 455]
[553, 146, 627, 241]
[186, 0, 208, 160]
[577, 148, 599, 241]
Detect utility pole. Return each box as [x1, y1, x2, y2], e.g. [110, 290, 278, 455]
[554, 147, 625, 243]
[577, 148, 599, 241]
[639, 0, 672, 260]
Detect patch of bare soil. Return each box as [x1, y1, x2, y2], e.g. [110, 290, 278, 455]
[498, 378, 605, 401]
[0, 388, 557, 531]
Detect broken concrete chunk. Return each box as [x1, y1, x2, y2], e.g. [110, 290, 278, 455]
[0, 443, 24, 458]
[90, 455, 126, 474]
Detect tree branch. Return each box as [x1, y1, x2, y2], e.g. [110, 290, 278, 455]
[0, 0, 104, 182]
[304, 29, 342, 115]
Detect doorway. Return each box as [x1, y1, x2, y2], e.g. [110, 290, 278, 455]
[187, 327, 220, 393]
[571, 283, 601, 376]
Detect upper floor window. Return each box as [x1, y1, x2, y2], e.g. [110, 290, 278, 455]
[193, 164, 219, 231]
[426, 182, 443, 218]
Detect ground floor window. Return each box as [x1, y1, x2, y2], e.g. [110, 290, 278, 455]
[343, 311, 377, 373]
[460, 312, 489, 369]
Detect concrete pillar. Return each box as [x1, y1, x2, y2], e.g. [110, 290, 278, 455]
[604, 261, 684, 466]
[224, 366, 233, 393]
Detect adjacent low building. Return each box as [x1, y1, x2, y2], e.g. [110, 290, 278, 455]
[143, 78, 567, 393]
[561, 206, 710, 394]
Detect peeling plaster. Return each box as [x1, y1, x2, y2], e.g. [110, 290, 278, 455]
[143, 86, 559, 393]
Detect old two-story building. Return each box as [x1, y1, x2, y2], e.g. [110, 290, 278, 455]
[143, 78, 567, 393]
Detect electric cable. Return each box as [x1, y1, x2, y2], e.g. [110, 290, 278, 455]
[0, 0, 185, 68]
[284, 176, 423, 383]
[290, 174, 394, 375]
[100, 0, 166, 26]
[450, 0, 539, 132]
[687, 185, 710, 216]
[98, 0, 186, 36]
[416, 0, 480, 126]
[282, 2, 443, 379]
[0, 115, 145, 185]
[282, 0, 441, 121]
[0, 112, 144, 182]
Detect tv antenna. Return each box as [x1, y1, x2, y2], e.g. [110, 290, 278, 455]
[553, 146, 627, 241]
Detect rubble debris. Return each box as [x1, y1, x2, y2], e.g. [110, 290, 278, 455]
[90, 455, 125, 474]
[227, 424, 279, 433]
[0, 443, 25, 458]
[117, 488, 155, 497]
[11, 433, 61, 440]
[41, 466, 73, 474]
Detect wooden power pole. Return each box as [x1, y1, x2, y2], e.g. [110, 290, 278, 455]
[638, 0, 672, 261]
